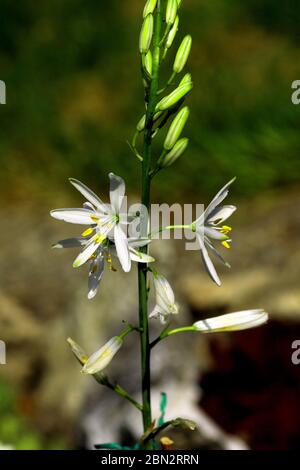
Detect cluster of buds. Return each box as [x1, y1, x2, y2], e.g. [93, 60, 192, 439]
[134, 0, 193, 170]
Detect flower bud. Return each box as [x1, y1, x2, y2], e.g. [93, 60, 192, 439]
[173, 35, 192, 73]
[81, 336, 123, 374]
[193, 309, 269, 333]
[139, 14, 154, 54]
[166, 15, 179, 49]
[143, 0, 157, 18]
[179, 72, 192, 87]
[162, 137, 189, 167]
[166, 0, 177, 26]
[136, 110, 163, 132]
[164, 106, 190, 150]
[67, 337, 88, 365]
[144, 50, 152, 77]
[156, 81, 193, 111]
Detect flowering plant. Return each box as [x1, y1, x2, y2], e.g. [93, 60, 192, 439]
[51, 0, 268, 450]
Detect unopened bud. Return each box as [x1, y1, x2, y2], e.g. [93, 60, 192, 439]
[139, 14, 154, 54]
[162, 137, 189, 167]
[143, 0, 157, 18]
[82, 336, 123, 375]
[173, 35, 192, 73]
[136, 111, 163, 132]
[164, 106, 190, 150]
[166, 0, 178, 26]
[179, 72, 192, 87]
[166, 15, 179, 49]
[156, 82, 193, 111]
[144, 50, 152, 77]
[67, 338, 88, 365]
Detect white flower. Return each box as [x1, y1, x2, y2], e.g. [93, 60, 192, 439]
[193, 309, 268, 333]
[53, 237, 154, 300]
[51, 174, 155, 299]
[51, 173, 132, 273]
[149, 272, 179, 324]
[193, 178, 236, 286]
[81, 336, 123, 374]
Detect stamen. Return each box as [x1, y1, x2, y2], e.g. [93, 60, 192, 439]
[106, 253, 117, 272]
[81, 227, 94, 237]
[94, 234, 106, 244]
[221, 240, 231, 249]
[90, 215, 99, 222]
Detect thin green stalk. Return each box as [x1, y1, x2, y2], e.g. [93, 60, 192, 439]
[138, 0, 163, 450]
[150, 326, 196, 349]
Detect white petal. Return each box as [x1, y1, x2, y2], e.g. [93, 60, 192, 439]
[197, 234, 221, 286]
[69, 178, 108, 213]
[73, 238, 99, 268]
[128, 238, 151, 248]
[204, 227, 229, 241]
[109, 173, 125, 213]
[114, 225, 131, 272]
[195, 178, 235, 225]
[207, 205, 236, 225]
[88, 253, 105, 299]
[129, 248, 155, 263]
[82, 336, 123, 374]
[205, 237, 230, 267]
[50, 208, 95, 225]
[153, 273, 178, 316]
[52, 237, 87, 249]
[194, 309, 268, 333]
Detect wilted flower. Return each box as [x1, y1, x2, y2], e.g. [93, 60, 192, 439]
[149, 271, 178, 324]
[82, 336, 123, 374]
[192, 178, 236, 286]
[193, 309, 268, 333]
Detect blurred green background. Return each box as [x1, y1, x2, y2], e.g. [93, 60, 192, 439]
[1, 0, 300, 450]
[1, 0, 300, 203]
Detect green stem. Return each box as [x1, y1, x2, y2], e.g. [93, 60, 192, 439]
[138, 0, 163, 450]
[150, 326, 196, 349]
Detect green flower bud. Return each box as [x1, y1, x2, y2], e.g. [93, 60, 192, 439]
[164, 106, 190, 150]
[156, 82, 193, 111]
[162, 137, 189, 167]
[144, 50, 152, 77]
[166, 0, 178, 25]
[179, 72, 192, 87]
[173, 35, 192, 73]
[143, 0, 157, 18]
[166, 15, 179, 49]
[139, 14, 154, 54]
[136, 111, 163, 132]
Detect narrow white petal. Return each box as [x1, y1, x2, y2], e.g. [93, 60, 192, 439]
[73, 238, 99, 268]
[50, 208, 95, 225]
[88, 253, 105, 299]
[197, 234, 221, 286]
[195, 178, 235, 225]
[128, 238, 151, 248]
[129, 248, 155, 263]
[194, 309, 268, 333]
[204, 227, 228, 241]
[69, 178, 108, 213]
[114, 225, 131, 272]
[207, 205, 236, 225]
[52, 237, 87, 249]
[109, 173, 125, 213]
[205, 237, 230, 267]
[82, 337, 123, 374]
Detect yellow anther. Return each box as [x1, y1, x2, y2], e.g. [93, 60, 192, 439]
[94, 234, 106, 244]
[106, 253, 117, 272]
[220, 225, 232, 234]
[221, 241, 231, 249]
[90, 215, 99, 222]
[81, 227, 94, 237]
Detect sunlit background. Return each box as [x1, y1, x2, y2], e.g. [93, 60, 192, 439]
[0, 0, 300, 450]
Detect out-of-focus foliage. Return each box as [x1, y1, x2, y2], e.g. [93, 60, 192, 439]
[0, 379, 67, 449]
[0, 0, 299, 202]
